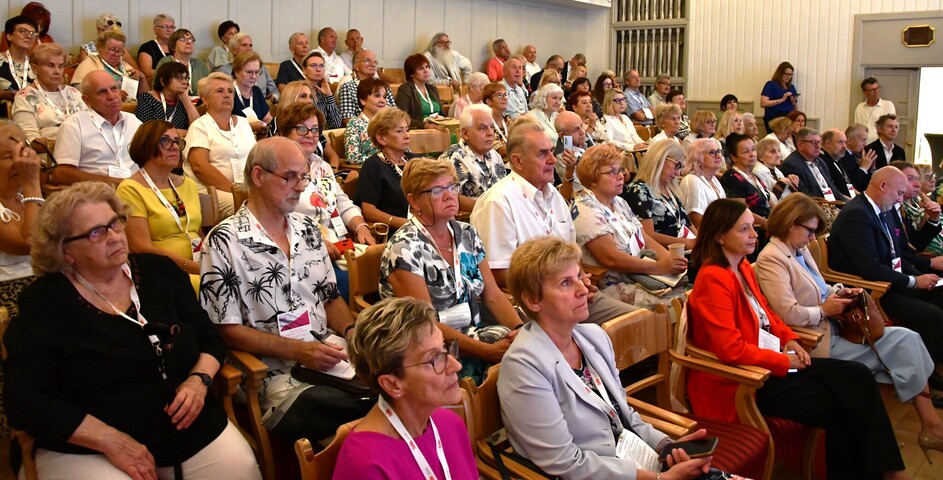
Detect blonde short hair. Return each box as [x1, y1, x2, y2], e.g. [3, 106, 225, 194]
[95, 30, 126, 50]
[576, 144, 623, 187]
[715, 110, 743, 139]
[655, 103, 682, 128]
[31, 182, 129, 275]
[635, 138, 684, 187]
[401, 157, 457, 198]
[367, 107, 410, 149]
[197, 72, 234, 99]
[769, 117, 794, 135]
[508, 236, 582, 319]
[689, 110, 717, 136]
[30, 43, 66, 66]
[347, 297, 439, 400]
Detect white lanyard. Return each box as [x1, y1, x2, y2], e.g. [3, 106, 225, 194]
[140, 169, 191, 237]
[807, 161, 830, 190]
[411, 216, 464, 297]
[173, 56, 191, 79]
[155, 40, 167, 58]
[33, 80, 73, 117]
[698, 173, 722, 199]
[593, 193, 643, 254]
[732, 166, 769, 201]
[659, 187, 685, 231]
[377, 396, 452, 480]
[99, 56, 127, 78]
[494, 118, 508, 140]
[235, 81, 253, 111]
[212, 116, 240, 160]
[291, 58, 305, 78]
[5, 51, 29, 90]
[509, 85, 525, 111]
[581, 359, 623, 428]
[416, 83, 433, 107]
[89, 112, 125, 158]
[159, 92, 178, 122]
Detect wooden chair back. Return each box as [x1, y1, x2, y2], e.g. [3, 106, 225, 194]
[389, 83, 401, 96]
[340, 170, 358, 200]
[295, 420, 360, 480]
[344, 244, 386, 314]
[199, 185, 221, 232]
[324, 128, 346, 163]
[0, 308, 38, 480]
[264, 63, 279, 82]
[231, 184, 248, 213]
[635, 124, 652, 141]
[330, 82, 340, 97]
[408, 129, 451, 155]
[377, 68, 406, 84]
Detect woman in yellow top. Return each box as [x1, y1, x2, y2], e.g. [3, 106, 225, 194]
[116, 120, 203, 291]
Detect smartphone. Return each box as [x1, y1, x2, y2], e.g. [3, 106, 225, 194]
[657, 437, 718, 462]
[563, 135, 573, 150]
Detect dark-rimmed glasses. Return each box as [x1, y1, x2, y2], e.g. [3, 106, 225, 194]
[398, 340, 459, 374]
[292, 125, 320, 137]
[795, 223, 817, 237]
[159, 136, 186, 150]
[63, 215, 126, 243]
[106, 20, 122, 28]
[261, 167, 312, 188]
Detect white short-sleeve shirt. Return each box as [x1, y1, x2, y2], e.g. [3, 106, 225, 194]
[679, 173, 726, 216]
[54, 110, 141, 177]
[183, 114, 256, 189]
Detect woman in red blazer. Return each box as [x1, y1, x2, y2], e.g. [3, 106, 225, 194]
[686, 199, 907, 480]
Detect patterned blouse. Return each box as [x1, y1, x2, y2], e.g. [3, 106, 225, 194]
[379, 219, 486, 330]
[315, 90, 343, 130]
[343, 114, 376, 165]
[440, 141, 507, 199]
[903, 197, 943, 255]
[720, 167, 772, 219]
[11, 83, 88, 143]
[573, 190, 648, 288]
[135, 92, 191, 130]
[622, 181, 693, 238]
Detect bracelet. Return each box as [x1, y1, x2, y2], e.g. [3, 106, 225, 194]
[655, 473, 662, 480]
[387, 215, 394, 224]
[344, 324, 355, 336]
[20, 196, 44, 205]
[513, 323, 524, 330]
[355, 223, 369, 231]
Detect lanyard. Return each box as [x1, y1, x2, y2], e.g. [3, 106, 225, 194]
[878, 211, 897, 259]
[582, 359, 623, 429]
[234, 81, 253, 111]
[99, 56, 127, 78]
[698, 173, 722, 199]
[291, 58, 305, 78]
[212, 116, 240, 160]
[377, 396, 452, 480]
[732, 166, 769, 201]
[32, 80, 73, 117]
[5, 51, 30, 90]
[806, 161, 830, 190]
[173, 56, 192, 79]
[155, 40, 167, 58]
[88, 112, 125, 159]
[416, 83, 433, 107]
[140, 169, 192, 237]
[159, 92, 178, 122]
[585, 192, 642, 253]
[411, 216, 464, 298]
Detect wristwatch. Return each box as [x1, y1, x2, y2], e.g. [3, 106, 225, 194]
[189, 372, 213, 387]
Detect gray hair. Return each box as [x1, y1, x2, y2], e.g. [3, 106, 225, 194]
[427, 32, 449, 53]
[244, 137, 303, 192]
[467, 72, 490, 90]
[796, 127, 819, 141]
[197, 72, 234, 99]
[153, 14, 174, 27]
[742, 112, 756, 122]
[492, 38, 506, 51]
[530, 83, 564, 111]
[460, 104, 493, 130]
[228, 32, 251, 52]
[288, 32, 306, 46]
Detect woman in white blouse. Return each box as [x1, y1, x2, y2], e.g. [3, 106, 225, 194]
[678, 138, 725, 229]
[12, 43, 86, 145]
[602, 89, 647, 152]
[183, 72, 256, 217]
[526, 83, 564, 145]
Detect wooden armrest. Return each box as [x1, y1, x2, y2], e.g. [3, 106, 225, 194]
[669, 350, 769, 388]
[820, 272, 890, 295]
[790, 326, 824, 351]
[582, 263, 607, 286]
[216, 363, 243, 393]
[627, 397, 698, 435]
[228, 349, 269, 379]
[640, 414, 696, 440]
[338, 163, 362, 172]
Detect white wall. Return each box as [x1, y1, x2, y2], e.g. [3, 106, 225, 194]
[686, 0, 943, 130]
[3, 0, 609, 75]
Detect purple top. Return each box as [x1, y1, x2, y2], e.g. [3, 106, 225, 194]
[333, 408, 478, 479]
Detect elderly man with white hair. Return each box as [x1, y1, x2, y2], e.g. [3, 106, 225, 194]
[449, 72, 489, 119]
[423, 32, 472, 90]
[275, 32, 310, 90]
[439, 104, 508, 211]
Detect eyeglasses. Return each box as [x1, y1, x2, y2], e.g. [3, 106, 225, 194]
[397, 341, 459, 375]
[105, 20, 122, 28]
[172, 74, 191, 82]
[420, 182, 461, 198]
[601, 167, 627, 177]
[357, 58, 377, 66]
[924, 175, 936, 181]
[261, 167, 312, 188]
[178, 37, 195, 44]
[243, 69, 262, 76]
[16, 28, 37, 38]
[799, 139, 821, 147]
[704, 120, 717, 126]
[493, 92, 509, 99]
[105, 47, 123, 56]
[436, 40, 453, 46]
[795, 223, 817, 237]
[666, 158, 683, 171]
[612, 97, 627, 104]
[292, 124, 320, 136]
[305, 63, 325, 70]
[864, 87, 881, 93]
[156, 24, 176, 31]
[63, 215, 127, 243]
[707, 149, 723, 157]
[159, 136, 186, 150]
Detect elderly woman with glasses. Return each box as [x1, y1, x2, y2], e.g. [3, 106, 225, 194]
[679, 138, 726, 229]
[753, 136, 798, 204]
[682, 111, 717, 153]
[648, 103, 684, 147]
[135, 62, 200, 130]
[602, 89, 647, 152]
[71, 30, 147, 101]
[276, 81, 342, 170]
[623, 139, 698, 250]
[381, 157, 522, 382]
[573, 145, 688, 309]
[12, 43, 87, 144]
[229, 52, 271, 134]
[334, 297, 478, 479]
[482, 82, 510, 157]
[116, 121, 204, 292]
[76, 13, 139, 70]
[155, 29, 210, 98]
[136, 14, 175, 83]
[3, 181, 261, 480]
[499, 236, 726, 480]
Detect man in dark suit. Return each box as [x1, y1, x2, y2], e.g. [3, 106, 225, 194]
[780, 127, 850, 202]
[890, 160, 943, 254]
[819, 128, 852, 197]
[867, 114, 906, 170]
[839, 123, 879, 193]
[829, 166, 943, 363]
[529, 54, 564, 92]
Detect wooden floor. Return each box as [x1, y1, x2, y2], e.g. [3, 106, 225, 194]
[0, 395, 940, 479]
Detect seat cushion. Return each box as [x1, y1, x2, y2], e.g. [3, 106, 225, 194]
[687, 414, 769, 479]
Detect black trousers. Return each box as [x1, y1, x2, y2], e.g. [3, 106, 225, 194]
[755, 357, 903, 480]
[881, 287, 943, 363]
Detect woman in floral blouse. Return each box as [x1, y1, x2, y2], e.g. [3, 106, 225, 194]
[12, 43, 86, 145]
[622, 139, 698, 250]
[344, 77, 387, 165]
[380, 158, 523, 382]
[573, 145, 688, 308]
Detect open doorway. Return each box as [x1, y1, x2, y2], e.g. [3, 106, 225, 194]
[916, 67, 943, 167]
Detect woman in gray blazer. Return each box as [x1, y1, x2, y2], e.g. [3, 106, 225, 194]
[754, 193, 943, 461]
[500, 236, 733, 480]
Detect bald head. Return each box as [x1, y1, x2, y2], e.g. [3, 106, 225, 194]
[821, 129, 847, 157]
[81, 70, 122, 122]
[554, 111, 586, 148]
[866, 166, 908, 210]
